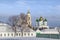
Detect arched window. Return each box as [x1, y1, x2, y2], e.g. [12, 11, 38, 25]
[28, 33, 29, 36]
[29, 17, 30, 20]
[19, 33, 20, 36]
[16, 33, 18, 36]
[11, 33, 13, 36]
[24, 33, 26, 36]
[0, 34, 2, 36]
[4, 34, 6, 36]
[8, 33, 9, 36]
[31, 33, 33, 36]
[29, 22, 30, 25]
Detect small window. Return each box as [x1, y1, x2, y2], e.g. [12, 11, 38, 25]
[29, 22, 30, 25]
[4, 34, 6, 36]
[11, 33, 13, 36]
[8, 33, 9, 36]
[16, 33, 18, 36]
[28, 33, 29, 36]
[31, 33, 33, 36]
[24, 33, 26, 35]
[29, 17, 30, 20]
[0, 34, 2, 36]
[19, 33, 20, 36]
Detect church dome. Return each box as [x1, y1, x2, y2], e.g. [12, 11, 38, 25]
[36, 19, 39, 22]
[27, 9, 30, 14]
[39, 17, 43, 21]
[44, 18, 47, 22]
[27, 9, 31, 17]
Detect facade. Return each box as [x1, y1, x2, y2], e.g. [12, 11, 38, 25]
[36, 17, 59, 34]
[36, 29, 59, 34]
[36, 17, 49, 29]
[26, 9, 31, 26]
[0, 10, 36, 38]
[0, 10, 60, 38]
[0, 23, 36, 37]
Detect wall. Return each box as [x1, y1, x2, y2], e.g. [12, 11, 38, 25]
[0, 32, 36, 37]
[23, 32, 36, 37]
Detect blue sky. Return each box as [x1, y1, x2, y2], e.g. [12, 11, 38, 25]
[0, 0, 60, 26]
[0, 0, 60, 17]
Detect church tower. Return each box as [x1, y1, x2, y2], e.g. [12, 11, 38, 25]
[26, 9, 31, 26]
[43, 18, 47, 26]
[36, 18, 39, 27]
[39, 17, 43, 26]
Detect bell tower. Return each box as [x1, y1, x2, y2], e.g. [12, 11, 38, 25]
[26, 9, 31, 26]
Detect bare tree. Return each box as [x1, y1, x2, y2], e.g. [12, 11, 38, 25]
[8, 13, 32, 37]
[9, 15, 19, 37]
[19, 13, 27, 36]
[9, 15, 18, 26]
[20, 13, 25, 20]
[17, 13, 27, 27]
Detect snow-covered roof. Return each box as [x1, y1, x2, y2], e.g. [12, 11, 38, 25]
[41, 29, 58, 32]
[0, 23, 8, 26]
[40, 29, 59, 34]
[0, 23, 13, 32]
[16, 26, 35, 32]
[36, 29, 41, 33]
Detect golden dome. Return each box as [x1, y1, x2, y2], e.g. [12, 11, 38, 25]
[39, 17, 43, 21]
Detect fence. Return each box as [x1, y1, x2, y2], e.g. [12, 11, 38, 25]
[36, 33, 60, 39]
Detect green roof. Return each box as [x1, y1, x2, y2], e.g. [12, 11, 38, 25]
[27, 9, 30, 14]
[39, 17, 43, 21]
[44, 18, 47, 21]
[36, 19, 39, 22]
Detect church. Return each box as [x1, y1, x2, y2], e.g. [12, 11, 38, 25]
[0, 10, 36, 37]
[0, 10, 59, 38]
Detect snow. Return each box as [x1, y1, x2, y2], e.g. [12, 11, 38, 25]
[0, 37, 59, 40]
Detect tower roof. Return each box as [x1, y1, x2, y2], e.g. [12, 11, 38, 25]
[44, 18, 47, 21]
[36, 18, 39, 22]
[39, 17, 43, 21]
[27, 9, 30, 14]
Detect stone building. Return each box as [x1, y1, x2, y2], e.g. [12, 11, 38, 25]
[26, 10, 31, 26]
[36, 17, 49, 29]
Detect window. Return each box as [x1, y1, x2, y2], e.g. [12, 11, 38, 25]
[19, 33, 20, 36]
[24, 33, 26, 36]
[31, 33, 33, 36]
[11, 33, 13, 36]
[16, 33, 18, 36]
[28, 33, 29, 36]
[4, 34, 6, 36]
[29, 17, 30, 20]
[8, 33, 9, 36]
[0, 34, 2, 36]
[29, 22, 30, 25]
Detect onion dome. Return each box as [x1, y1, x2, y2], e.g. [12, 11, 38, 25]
[44, 18, 47, 22]
[36, 19, 39, 22]
[39, 17, 43, 21]
[27, 9, 30, 14]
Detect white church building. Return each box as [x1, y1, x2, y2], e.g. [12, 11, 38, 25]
[0, 22, 36, 37]
[0, 10, 36, 38]
[0, 10, 59, 38]
[36, 17, 59, 34]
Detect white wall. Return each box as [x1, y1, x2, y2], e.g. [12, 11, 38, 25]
[23, 32, 36, 37]
[0, 26, 7, 32]
[15, 32, 21, 37]
[39, 21, 43, 26]
[0, 32, 36, 37]
[44, 22, 47, 26]
[0, 32, 15, 37]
